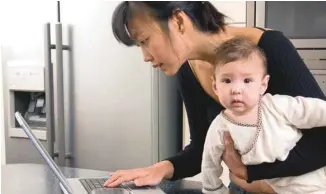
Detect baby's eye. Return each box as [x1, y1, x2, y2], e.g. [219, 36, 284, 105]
[244, 78, 253, 83]
[221, 78, 231, 83]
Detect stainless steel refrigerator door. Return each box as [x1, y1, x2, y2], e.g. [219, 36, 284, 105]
[1, 1, 57, 164]
[60, 1, 181, 171]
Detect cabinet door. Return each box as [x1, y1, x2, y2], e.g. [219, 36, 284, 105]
[311, 70, 326, 95]
[299, 50, 326, 70]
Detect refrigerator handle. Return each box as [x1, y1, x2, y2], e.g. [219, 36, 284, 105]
[55, 23, 66, 166]
[44, 23, 55, 159]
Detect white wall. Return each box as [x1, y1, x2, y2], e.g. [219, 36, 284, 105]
[0, 46, 5, 165]
[182, 1, 247, 184]
[211, 1, 247, 25]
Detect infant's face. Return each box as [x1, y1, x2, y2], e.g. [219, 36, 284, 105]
[213, 57, 269, 115]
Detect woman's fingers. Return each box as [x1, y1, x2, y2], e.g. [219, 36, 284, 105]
[229, 172, 276, 194]
[222, 131, 248, 180]
[104, 170, 137, 187]
[223, 131, 234, 150]
[104, 170, 122, 186]
[104, 166, 165, 188]
[104, 168, 150, 187]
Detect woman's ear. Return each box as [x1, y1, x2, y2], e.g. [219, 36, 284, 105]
[171, 9, 196, 35]
[260, 74, 270, 95]
[170, 9, 185, 34]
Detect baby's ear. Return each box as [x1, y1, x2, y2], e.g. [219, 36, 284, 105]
[211, 76, 218, 95]
[260, 74, 270, 95]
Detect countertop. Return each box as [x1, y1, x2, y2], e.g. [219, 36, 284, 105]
[1, 163, 236, 194]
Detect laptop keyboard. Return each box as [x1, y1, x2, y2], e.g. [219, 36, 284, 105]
[80, 179, 203, 194]
[80, 178, 107, 194]
[79, 178, 153, 194]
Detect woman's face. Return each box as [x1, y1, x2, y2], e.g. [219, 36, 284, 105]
[128, 16, 188, 76]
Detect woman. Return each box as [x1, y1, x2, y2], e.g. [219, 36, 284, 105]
[105, 1, 326, 193]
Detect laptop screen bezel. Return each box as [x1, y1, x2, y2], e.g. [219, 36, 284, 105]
[15, 111, 73, 194]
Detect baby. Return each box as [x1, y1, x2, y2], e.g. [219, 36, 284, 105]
[201, 37, 326, 194]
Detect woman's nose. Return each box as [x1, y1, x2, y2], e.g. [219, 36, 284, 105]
[141, 48, 153, 62]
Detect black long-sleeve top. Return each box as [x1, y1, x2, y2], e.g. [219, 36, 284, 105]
[166, 29, 326, 182]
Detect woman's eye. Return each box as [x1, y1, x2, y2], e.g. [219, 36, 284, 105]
[139, 40, 146, 45]
[222, 78, 231, 83]
[139, 38, 149, 46]
[244, 78, 252, 83]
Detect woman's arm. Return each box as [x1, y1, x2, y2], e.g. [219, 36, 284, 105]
[226, 30, 326, 182]
[165, 63, 224, 180]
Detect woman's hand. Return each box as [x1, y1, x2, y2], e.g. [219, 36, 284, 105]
[230, 172, 276, 194]
[103, 161, 174, 187]
[223, 132, 276, 193]
[222, 132, 248, 180]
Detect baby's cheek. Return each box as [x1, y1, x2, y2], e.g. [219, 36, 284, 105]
[219, 97, 229, 107]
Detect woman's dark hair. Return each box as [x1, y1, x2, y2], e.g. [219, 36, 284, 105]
[112, 1, 226, 46]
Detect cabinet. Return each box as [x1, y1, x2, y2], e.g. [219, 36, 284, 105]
[311, 70, 326, 95]
[300, 50, 326, 95]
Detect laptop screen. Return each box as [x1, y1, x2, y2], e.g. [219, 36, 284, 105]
[15, 111, 73, 194]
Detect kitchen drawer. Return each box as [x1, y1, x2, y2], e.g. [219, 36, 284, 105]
[299, 50, 326, 70]
[298, 50, 326, 60]
[311, 70, 326, 95]
[305, 60, 326, 70]
[211, 1, 246, 24]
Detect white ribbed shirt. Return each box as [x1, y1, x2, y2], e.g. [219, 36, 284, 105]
[202, 93, 326, 194]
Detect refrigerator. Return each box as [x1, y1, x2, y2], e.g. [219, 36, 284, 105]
[1, 1, 182, 171]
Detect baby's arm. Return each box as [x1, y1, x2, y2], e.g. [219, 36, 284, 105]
[201, 120, 227, 194]
[267, 94, 326, 129]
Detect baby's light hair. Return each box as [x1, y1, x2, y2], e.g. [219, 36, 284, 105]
[213, 37, 267, 76]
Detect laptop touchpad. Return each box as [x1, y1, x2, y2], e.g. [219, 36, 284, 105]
[91, 188, 130, 194]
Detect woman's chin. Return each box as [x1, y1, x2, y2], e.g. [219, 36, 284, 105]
[163, 71, 175, 76]
[160, 66, 180, 76]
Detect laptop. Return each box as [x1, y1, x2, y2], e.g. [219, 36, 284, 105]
[15, 111, 166, 194]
